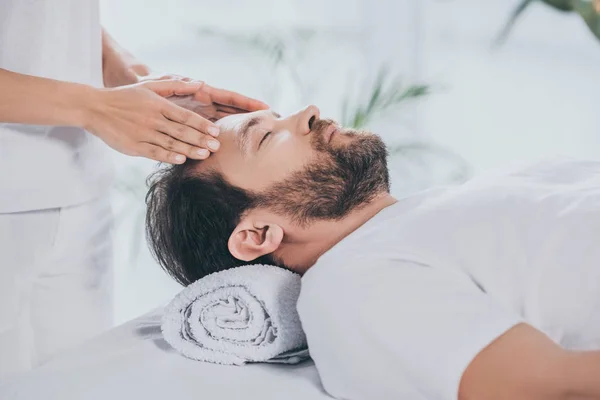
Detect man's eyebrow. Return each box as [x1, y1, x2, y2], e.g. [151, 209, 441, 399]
[236, 117, 261, 154]
[236, 111, 280, 154]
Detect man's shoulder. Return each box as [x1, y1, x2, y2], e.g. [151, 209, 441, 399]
[303, 247, 431, 293]
[309, 188, 456, 276]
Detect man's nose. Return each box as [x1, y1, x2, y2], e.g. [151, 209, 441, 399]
[291, 105, 320, 136]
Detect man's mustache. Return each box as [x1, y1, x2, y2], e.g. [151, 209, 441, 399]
[310, 118, 337, 137]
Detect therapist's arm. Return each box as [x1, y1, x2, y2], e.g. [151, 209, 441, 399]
[0, 67, 221, 163]
[101, 28, 269, 117]
[459, 323, 600, 400]
[102, 28, 151, 88]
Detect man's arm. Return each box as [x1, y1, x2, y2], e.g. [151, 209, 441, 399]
[460, 323, 600, 400]
[564, 350, 600, 399]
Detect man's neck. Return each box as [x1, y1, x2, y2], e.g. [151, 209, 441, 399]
[279, 193, 397, 274]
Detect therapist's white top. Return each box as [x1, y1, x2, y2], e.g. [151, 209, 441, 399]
[0, 0, 112, 212]
[298, 157, 600, 400]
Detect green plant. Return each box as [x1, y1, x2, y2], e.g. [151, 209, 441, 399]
[341, 67, 430, 129]
[495, 0, 600, 46]
[112, 164, 149, 262]
[200, 28, 432, 132]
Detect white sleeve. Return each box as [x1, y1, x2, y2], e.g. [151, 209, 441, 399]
[297, 260, 524, 400]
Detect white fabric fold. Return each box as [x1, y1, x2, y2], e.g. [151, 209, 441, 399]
[161, 264, 309, 366]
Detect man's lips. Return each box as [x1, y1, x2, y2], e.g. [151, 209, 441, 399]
[311, 119, 340, 143]
[324, 123, 339, 143]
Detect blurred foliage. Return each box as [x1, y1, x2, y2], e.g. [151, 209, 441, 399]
[386, 141, 471, 194]
[113, 163, 148, 262]
[495, 0, 600, 45]
[342, 68, 430, 129]
[200, 28, 432, 137]
[199, 27, 317, 66]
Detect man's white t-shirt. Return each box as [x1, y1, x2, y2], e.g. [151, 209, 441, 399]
[297, 157, 600, 400]
[0, 0, 112, 212]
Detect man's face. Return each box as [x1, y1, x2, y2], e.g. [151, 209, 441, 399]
[199, 105, 390, 223]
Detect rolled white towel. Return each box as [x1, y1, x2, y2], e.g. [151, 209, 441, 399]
[161, 264, 309, 366]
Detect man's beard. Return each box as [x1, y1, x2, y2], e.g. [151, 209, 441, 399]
[255, 119, 390, 226]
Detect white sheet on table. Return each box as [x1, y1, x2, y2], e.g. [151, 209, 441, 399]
[0, 309, 330, 400]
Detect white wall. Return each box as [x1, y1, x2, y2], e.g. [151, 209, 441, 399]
[418, 0, 600, 170]
[100, 0, 600, 324]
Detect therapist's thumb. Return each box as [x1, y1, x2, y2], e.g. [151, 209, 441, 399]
[142, 79, 204, 98]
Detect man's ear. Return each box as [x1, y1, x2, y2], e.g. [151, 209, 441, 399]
[228, 216, 284, 262]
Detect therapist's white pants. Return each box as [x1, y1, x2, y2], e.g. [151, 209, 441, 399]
[0, 197, 113, 382]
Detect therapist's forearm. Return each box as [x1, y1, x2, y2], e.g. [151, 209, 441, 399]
[102, 28, 150, 87]
[0, 68, 92, 128]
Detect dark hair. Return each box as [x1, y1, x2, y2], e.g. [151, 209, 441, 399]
[145, 162, 276, 286]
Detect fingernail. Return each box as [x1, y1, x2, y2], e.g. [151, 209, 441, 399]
[197, 149, 209, 158]
[208, 126, 220, 137]
[207, 139, 220, 151]
[175, 154, 186, 163]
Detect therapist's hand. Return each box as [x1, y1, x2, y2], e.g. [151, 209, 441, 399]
[100, 29, 268, 123]
[84, 79, 221, 164]
[136, 74, 269, 121]
[167, 81, 269, 122]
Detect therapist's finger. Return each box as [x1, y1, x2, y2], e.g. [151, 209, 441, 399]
[147, 74, 193, 83]
[205, 84, 269, 112]
[159, 120, 220, 154]
[153, 131, 211, 160]
[137, 143, 187, 164]
[215, 104, 251, 115]
[143, 79, 204, 98]
[162, 103, 220, 138]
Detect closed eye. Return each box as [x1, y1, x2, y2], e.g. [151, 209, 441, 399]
[258, 132, 272, 149]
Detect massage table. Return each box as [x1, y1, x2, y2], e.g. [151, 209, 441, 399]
[0, 308, 332, 400]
